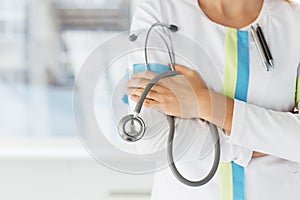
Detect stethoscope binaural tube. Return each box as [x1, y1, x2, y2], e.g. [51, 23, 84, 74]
[118, 22, 220, 187]
[118, 22, 178, 142]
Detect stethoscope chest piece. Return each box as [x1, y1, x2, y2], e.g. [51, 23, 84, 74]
[117, 22, 220, 187]
[118, 114, 146, 142]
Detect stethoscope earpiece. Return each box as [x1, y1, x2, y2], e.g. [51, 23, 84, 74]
[169, 24, 178, 32]
[128, 34, 138, 42]
[118, 114, 146, 142]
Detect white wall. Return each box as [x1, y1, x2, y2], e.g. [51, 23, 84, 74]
[0, 157, 153, 200]
[0, 138, 154, 200]
[0, 1, 154, 199]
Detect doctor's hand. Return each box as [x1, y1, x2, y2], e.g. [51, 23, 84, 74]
[126, 64, 212, 119]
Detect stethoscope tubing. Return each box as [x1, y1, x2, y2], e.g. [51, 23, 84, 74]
[167, 115, 220, 187]
[118, 22, 221, 187]
[134, 71, 179, 114]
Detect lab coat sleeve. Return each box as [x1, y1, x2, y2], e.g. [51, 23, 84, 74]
[128, 0, 253, 166]
[228, 67, 300, 163]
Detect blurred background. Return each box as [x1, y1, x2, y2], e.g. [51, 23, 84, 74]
[0, 0, 154, 199]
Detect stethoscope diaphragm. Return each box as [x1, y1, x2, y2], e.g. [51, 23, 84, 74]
[118, 114, 146, 142]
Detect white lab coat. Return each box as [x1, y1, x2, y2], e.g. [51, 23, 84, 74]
[129, 0, 300, 199]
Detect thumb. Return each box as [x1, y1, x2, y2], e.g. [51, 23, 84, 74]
[173, 64, 191, 75]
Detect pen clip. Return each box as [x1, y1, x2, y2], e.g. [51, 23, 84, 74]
[256, 23, 274, 70]
[250, 25, 270, 71]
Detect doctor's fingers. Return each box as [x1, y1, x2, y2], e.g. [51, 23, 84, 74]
[126, 79, 166, 92]
[127, 88, 162, 102]
[130, 94, 162, 108]
[127, 88, 175, 104]
[131, 71, 174, 85]
[131, 71, 157, 79]
[126, 78, 149, 88]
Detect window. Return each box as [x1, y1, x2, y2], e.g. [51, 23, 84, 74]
[0, 0, 131, 138]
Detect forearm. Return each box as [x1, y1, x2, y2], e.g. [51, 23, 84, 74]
[226, 99, 300, 162]
[199, 89, 234, 132]
[199, 90, 268, 158]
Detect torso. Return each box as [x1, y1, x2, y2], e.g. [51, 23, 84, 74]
[132, 0, 300, 199]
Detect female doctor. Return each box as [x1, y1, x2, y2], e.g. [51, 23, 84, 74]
[126, 0, 300, 199]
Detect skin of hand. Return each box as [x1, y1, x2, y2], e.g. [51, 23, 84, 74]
[126, 63, 266, 158]
[126, 64, 211, 119]
[126, 64, 233, 129]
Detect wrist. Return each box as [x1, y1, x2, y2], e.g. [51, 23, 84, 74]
[197, 89, 234, 132]
[196, 88, 212, 121]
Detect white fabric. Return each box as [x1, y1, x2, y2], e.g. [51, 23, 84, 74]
[129, 0, 300, 199]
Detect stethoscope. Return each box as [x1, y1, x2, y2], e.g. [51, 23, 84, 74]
[118, 22, 220, 187]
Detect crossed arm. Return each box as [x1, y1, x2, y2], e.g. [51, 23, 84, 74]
[126, 64, 299, 159]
